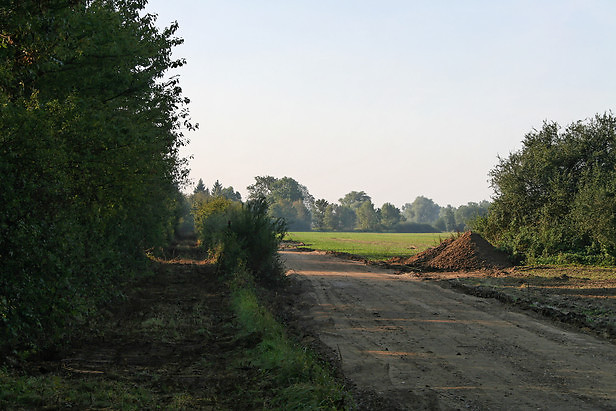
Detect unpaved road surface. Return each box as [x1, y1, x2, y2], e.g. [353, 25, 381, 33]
[282, 250, 616, 410]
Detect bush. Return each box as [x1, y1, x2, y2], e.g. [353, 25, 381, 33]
[478, 113, 616, 264]
[194, 196, 287, 285]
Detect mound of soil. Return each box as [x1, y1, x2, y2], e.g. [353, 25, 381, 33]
[405, 232, 512, 271]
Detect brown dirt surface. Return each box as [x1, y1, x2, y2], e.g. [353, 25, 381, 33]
[403, 231, 512, 271]
[4, 241, 272, 409]
[282, 249, 616, 410]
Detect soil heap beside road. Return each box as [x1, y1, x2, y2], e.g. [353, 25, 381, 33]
[403, 231, 512, 271]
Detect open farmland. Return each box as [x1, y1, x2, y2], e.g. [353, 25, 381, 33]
[286, 232, 448, 261]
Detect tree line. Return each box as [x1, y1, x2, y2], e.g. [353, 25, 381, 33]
[1, 0, 191, 354]
[189, 177, 490, 233]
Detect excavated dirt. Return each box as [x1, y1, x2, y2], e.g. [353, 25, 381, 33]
[398, 231, 512, 271]
[282, 250, 616, 410]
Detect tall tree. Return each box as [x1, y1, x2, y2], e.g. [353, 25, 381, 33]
[247, 176, 313, 230]
[402, 196, 441, 225]
[339, 191, 371, 210]
[380, 203, 401, 231]
[312, 199, 329, 231]
[356, 201, 380, 231]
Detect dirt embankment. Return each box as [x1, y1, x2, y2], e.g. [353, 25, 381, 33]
[282, 250, 616, 410]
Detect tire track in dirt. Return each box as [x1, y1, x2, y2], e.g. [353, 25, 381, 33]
[282, 250, 616, 410]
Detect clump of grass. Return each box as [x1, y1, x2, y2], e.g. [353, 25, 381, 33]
[0, 368, 157, 410]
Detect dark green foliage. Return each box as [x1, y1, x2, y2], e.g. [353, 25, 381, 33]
[356, 201, 379, 231]
[379, 202, 402, 231]
[247, 176, 313, 231]
[1, 0, 192, 354]
[478, 113, 616, 264]
[401, 196, 441, 225]
[311, 199, 329, 231]
[194, 196, 287, 285]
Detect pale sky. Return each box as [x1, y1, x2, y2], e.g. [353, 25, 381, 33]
[145, 0, 616, 208]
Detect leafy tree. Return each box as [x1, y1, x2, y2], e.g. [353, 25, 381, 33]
[337, 206, 357, 231]
[435, 205, 457, 232]
[478, 113, 616, 263]
[380, 202, 401, 231]
[356, 201, 380, 231]
[402, 196, 441, 225]
[323, 204, 340, 231]
[312, 199, 329, 231]
[339, 191, 371, 210]
[454, 201, 490, 231]
[247, 176, 313, 230]
[1, 0, 192, 353]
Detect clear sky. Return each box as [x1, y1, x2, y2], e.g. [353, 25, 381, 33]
[145, 0, 616, 208]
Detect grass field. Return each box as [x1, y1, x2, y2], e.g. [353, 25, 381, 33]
[286, 232, 449, 261]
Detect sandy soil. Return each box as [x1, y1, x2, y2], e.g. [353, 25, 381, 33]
[282, 250, 616, 410]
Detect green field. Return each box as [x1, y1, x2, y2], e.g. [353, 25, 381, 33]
[286, 232, 448, 261]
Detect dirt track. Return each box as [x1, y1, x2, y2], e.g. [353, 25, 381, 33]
[282, 250, 616, 410]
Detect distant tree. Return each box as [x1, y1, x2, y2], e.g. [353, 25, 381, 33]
[402, 196, 441, 225]
[247, 176, 314, 229]
[312, 199, 329, 231]
[454, 201, 489, 231]
[435, 205, 457, 232]
[323, 204, 340, 231]
[194, 178, 207, 194]
[337, 206, 357, 231]
[339, 191, 371, 210]
[247, 176, 278, 199]
[380, 203, 401, 231]
[220, 186, 242, 202]
[356, 201, 380, 231]
[212, 180, 223, 197]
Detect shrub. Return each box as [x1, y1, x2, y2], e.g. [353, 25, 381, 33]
[193, 196, 287, 285]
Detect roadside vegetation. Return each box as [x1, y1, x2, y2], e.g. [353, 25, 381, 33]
[1, 0, 193, 357]
[192, 192, 352, 408]
[474, 113, 616, 265]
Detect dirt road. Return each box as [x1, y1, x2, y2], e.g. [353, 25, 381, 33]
[282, 250, 616, 410]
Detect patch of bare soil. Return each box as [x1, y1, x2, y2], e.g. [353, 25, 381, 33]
[282, 250, 616, 410]
[444, 266, 616, 342]
[11, 241, 267, 409]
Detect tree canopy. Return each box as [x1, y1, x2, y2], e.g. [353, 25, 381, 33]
[476, 113, 616, 264]
[1, 0, 192, 353]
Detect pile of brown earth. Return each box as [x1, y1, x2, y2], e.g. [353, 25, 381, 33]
[399, 231, 512, 271]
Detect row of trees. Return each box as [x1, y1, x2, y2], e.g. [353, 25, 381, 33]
[1, 0, 191, 353]
[311, 192, 489, 233]
[190, 176, 489, 233]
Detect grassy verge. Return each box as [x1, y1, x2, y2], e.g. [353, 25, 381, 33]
[0, 241, 352, 410]
[286, 231, 447, 261]
[229, 269, 351, 409]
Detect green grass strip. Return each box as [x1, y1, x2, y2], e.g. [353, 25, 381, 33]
[287, 231, 447, 261]
[230, 270, 351, 410]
